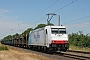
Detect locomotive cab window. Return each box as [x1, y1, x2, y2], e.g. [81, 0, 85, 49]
[51, 28, 66, 34]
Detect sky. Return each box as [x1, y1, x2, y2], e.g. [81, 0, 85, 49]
[0, 0, 90, 39]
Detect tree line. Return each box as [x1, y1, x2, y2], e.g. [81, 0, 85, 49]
[69, 31, 90, 48]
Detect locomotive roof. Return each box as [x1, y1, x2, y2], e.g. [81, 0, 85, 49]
[45, 25, 66, 28]
[30, 25, 66, 33]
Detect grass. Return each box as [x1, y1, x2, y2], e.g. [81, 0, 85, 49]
[0, 46, 9, 51]
[0, 46, 50, 60]
[0, 43, 9, 51]
[69, 45, 90, 52]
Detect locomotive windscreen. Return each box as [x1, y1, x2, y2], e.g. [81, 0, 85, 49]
[51, 28, 66, 34]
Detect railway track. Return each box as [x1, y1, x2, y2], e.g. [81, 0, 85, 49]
[5, 45, 90, 60]
[23, 48, 90, 60]
[61, 50, 90, 60]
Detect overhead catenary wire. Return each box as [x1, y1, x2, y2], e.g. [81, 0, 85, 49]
[62, 6, 90, 19]
[63, 15, 90, 25]
[26, 0, 59, 24]
[53, 0, 78, 13]
[35, 0, 59, 15]
[23, 0, 78, 26]
[31, 0, 78, 25]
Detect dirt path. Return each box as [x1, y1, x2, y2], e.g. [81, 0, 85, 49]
[0, 45, 50, 60]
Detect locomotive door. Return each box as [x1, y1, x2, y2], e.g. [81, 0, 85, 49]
[44, 29, 48, 45]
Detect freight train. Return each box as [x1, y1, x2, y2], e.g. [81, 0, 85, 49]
[1, 25, 69, 52]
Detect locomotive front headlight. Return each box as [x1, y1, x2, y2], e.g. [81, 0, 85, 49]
[54, 41, 56, 42]
[51, 40, 54, 43]
[51, 40, 56, 43]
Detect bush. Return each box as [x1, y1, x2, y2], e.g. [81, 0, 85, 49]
[69, 31, 90, 48]
[0, 46, 9, 51]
